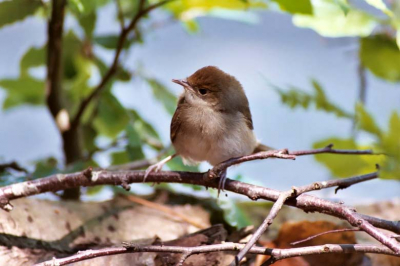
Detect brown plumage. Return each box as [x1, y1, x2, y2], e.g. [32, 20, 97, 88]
[144, 66, 271, 189]
[170, 66, 266, 166]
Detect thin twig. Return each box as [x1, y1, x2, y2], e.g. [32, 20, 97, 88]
[0, 162, 28, 173]
[207, 144, 375, 179]
[207, 149, 296, 179]
[288, 143, 374, 156]
[290, 228, 361, 246]
[291, 171, 379, 194]
[34, 243, 399, 266]
[232, 191, 293, 265]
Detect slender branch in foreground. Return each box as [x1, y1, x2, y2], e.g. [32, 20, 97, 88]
[1, 148, 398, 259]
[232, 170, 396, 265]
[232, 190, 293, 266]
[0, 169, 399, 254]
[34, 243, 398, 266]
[231, 171, 380, 265]
[70, 0, 172, 129]
[290, 228, 361, 246]
[0, 170, 397, 233]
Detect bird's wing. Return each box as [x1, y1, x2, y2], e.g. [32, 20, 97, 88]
[239, 104, 254, 130]
[170, 95, 185, 143]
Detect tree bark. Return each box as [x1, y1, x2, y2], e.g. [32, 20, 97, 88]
[46, 0, 82, 200]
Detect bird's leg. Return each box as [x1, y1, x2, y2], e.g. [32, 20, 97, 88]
[143, 154, 177, 182]
[217, 169, 227, 198]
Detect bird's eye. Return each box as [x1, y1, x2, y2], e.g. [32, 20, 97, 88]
[199, 88, 207, 95]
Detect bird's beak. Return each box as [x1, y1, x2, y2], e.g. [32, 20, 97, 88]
[172, 79, 195, 93]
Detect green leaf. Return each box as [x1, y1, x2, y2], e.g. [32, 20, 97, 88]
[167, 156, 199, 172]
[111, 151, 131, 165]
[355, 103, 382, 136]
[126, 124, 145, 161]
[93, 92, 129, 138]
[119, 0, 139, 18]
[32, 157, 59, 179]
[183, 20, 200, 33]
[128, 109, 163, 150]
[397, 30, 400, 50]
[365, 0, 393, 17]
[270, 80, 353, 119]
[214, 196, 252, 228]
[82, 124, 98, 154]
[86, 185, 104, 195]
[69, 0, 84, 13]
[165, 0, 266, 27]
[68, 0, 109, 15]
[313, 138, 377, 177]
[110, 125, 145, 165]
[0, 0, 42, 28]
[334, 0, 350, 15]
[93, 35, 132, 50]
[63, 31, 84, 80]
[78, 11, 96, 38]
[293, 0, 378, 37]
[0, 77, 45, 110]
[360, 35, 400, 82]
[67, 55, 94, 105]
[147, 78, 177, 115]
[380, 112, 400, 179]
[272, 0, 312, 15]
[20, 46, 45, 76]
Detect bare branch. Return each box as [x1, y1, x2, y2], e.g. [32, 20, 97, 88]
[34, 243, 399, 266]
[289, 143, 374, 155]
[0, 170, 398, 234]
[1, 147, 398, 261]
[0, 161, 28, 173]
[207, 144, 376, 179]
[231, 171, 380, 264]
[291, 171, 379, 194]
[232, 190, 293, 265]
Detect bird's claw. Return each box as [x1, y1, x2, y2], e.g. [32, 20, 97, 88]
[143, 162, 164, 182]
[217, 170, 227, 198]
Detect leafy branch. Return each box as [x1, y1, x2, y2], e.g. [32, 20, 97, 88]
[70, 0, 173, 130]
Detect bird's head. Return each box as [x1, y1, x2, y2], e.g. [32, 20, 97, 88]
[172, 66, 248, 112]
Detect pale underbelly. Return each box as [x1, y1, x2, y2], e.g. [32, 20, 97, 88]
[173, 129, 258, 166]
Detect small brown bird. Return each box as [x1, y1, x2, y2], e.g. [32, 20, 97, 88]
[145, 66, 271, 192]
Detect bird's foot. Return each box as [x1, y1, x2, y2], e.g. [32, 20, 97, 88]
[217, 170, 227, 198]
[143, 161, 165, 182]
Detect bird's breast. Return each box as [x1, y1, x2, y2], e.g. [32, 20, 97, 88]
[172, 106, 257, 166]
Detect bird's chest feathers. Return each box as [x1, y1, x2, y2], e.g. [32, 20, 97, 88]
[174, 106, 257, 165]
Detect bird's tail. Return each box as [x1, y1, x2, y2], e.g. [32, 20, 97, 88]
[253, 143, 275, 153]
